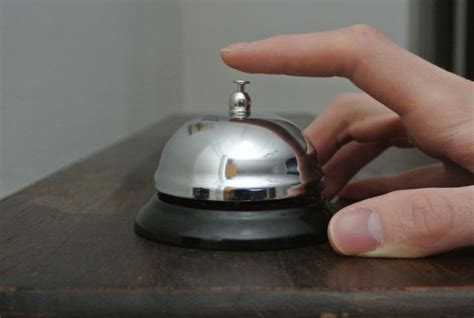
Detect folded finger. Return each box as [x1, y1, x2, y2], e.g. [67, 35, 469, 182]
[304, 93, 405, 165]
[323, 141, 388, 200]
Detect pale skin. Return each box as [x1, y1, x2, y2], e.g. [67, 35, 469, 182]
[220, 25, 474, 258]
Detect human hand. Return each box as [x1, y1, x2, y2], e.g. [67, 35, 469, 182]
[220, 25, 474, 257]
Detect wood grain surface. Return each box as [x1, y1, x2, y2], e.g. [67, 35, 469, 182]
[0, 114, 473, 317]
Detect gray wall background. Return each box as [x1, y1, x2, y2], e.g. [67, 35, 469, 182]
[0, 0, 411, 199]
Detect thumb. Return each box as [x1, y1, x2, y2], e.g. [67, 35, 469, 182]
[328, 186, 474, 258]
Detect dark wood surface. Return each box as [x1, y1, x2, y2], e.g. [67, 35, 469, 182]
[1, 114, 473, 317]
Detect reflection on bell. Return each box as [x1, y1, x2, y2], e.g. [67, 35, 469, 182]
[134, 80, 332, 250]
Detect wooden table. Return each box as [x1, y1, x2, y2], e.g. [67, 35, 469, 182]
[1, 114, 473, 317]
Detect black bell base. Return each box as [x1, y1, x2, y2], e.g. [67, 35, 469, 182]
[135, 195, 332, 251]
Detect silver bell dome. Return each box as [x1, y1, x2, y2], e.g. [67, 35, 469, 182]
[154, 81, 324, 202]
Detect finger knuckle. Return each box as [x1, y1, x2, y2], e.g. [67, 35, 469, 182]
[399, 191, 456, 248]
[345, 24, 382, 42]
[330, 93, 368, 118]
[439, 119, 474, 173]
[331, 92, 366, 106]
[328, 94, 364, 129]
[329, 93, 373, 132]
[337, 25, 387, 78]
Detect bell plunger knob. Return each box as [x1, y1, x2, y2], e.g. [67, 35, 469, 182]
[228, 80, 251, 119]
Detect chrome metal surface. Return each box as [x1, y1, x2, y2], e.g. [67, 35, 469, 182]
[229, 80, 251, 118]
[154, 113, 324, 201]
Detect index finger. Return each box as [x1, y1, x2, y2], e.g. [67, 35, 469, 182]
[220, 25, 471, 118]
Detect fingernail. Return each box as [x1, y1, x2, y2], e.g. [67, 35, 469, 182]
[221, 42, 251, 53]
[328, 207, 383, 255]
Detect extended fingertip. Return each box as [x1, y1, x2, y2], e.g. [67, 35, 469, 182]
[328, 207, 383, 255]
[220, 42, 252, 53]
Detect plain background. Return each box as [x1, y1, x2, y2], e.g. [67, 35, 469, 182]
[0, 0, 421, 199]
